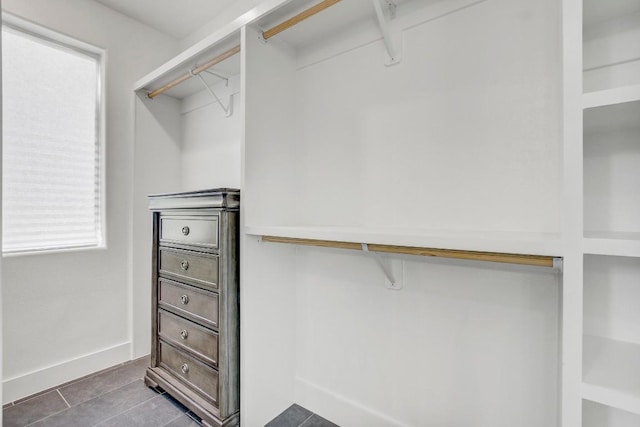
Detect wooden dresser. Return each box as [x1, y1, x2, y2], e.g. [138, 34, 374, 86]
[144, 189, 240, 427]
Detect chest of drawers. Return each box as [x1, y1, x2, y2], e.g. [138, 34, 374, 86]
[144, 189, 239, 427]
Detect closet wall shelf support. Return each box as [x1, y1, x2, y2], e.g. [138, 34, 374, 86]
[146, 44, 241, 99]
[362, 243, 402, 290]
[373, 0, 402, 65]
[259, 235, 563, 272]
[203, 69, 229, 86]
[194, 71, 233, 117]
[260, 0, 341, 41]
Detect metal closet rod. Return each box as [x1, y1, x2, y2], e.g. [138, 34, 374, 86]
[261, 235, 561, 269]
[262, 0, 342, 40]
[147, 45, 241, 99]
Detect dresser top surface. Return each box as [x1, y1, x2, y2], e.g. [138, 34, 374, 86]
[149, 188, 240, 211]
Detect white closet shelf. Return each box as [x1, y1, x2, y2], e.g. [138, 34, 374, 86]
[583, 84, 640, 109]
[583, 335, 640, 415]
[133, 0, 296, 98]
[245, 225, 562, 258]
[584, 232, 640, 257]
[583, 0, 640, 27]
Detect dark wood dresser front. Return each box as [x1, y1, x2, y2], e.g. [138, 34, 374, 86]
[145, 189, 239, 427]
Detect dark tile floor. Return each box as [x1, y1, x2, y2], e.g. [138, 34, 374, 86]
[266, 404, 338, 427]
[2, 356, 201, 427]
[3, 357, 338, 427]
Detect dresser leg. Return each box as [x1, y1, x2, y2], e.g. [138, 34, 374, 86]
[143, 372, 160, 391]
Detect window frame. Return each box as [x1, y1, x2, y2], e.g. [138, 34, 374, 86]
[1, 13, 107, 256]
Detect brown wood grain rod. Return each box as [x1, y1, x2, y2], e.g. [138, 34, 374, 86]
[262, 0, 342, 40]
[147, 45, 241, 99]
[261, 235, 556, 268]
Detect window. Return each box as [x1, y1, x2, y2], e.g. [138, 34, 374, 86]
[2, 18, 105, 254]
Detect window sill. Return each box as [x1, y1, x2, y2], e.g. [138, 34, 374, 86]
[2, 243, 107, 258]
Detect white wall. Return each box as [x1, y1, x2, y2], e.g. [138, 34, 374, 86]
[1, 0, 179, 403]
[180, 76, 242, 191]
[242, 0, 563, 425]
[131, 65, 242, 360]
[132, 93, 183, 358]
[290, 0, 562, 232]
[293, 249, 559, 427]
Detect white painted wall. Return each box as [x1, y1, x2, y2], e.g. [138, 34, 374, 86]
[180, 76, 242, 191]
[293, 249, 559, 427]
[290, 0, 562, 233]
[1, 0, 178, 403]
[242, 0, 563, 425]
[132, 93, 183, 358]
[131, 61, 242, 360]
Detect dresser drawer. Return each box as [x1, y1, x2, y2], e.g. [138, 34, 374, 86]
[160, 215, 218, 249]
[159, 341, 218, 405]
[159, 310, 218, 367]
[158, 279, 218, 329]
[160, 248, 218, 290]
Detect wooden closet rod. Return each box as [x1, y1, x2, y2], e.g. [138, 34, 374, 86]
[147, 45, 241, 99]
[262, 0, 342, 40]
[261, 235, 559, 268]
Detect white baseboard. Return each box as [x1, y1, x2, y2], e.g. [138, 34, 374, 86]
[3, 341, 131, 404]
[294, 377, 409, 427]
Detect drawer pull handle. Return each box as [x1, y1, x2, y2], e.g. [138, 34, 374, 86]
[180, 260, 189, 271]
[181, 363, 189, 374]
[181, 226, 190, 236]
[180, 295, 189, 305]
[180, 330, 188, 340]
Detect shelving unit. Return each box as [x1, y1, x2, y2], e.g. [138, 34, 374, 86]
[242, 1, 562, 426]
[582, 0, 640, 93]
[583, 400, 640, 427]
[127, 0, 640, 425]
[581, 1, 640, 422]
[582, 335, 640, 415]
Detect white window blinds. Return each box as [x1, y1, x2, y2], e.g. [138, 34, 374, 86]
[2, 24, 104, 254]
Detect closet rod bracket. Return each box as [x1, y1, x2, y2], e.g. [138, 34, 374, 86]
[553, 257, 563, 273]
[193, 70, 233, 117]
[362, 243, 403, 290]
[373, 0, 402, 66]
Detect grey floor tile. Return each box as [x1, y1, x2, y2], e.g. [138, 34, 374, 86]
[94, 394, 185, 427]
[300, 414, 339, 427]
[265, 404, 314, 427]
[163, 413, 202, 427]
[3, 390, 69, 427]
[28, 379, 157, 427]
[59, 356, 150, 406]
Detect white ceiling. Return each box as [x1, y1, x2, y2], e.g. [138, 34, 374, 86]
[94, 0, 237, 39]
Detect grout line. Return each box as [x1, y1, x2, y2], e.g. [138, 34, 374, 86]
[15, 355, 150, 405]
[12, 388, 58, 406]
[57, 389, 72, 408]
[24, 404, 71, 427]
[90, 393, 162, 427]
[298, 414, 315, 427]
